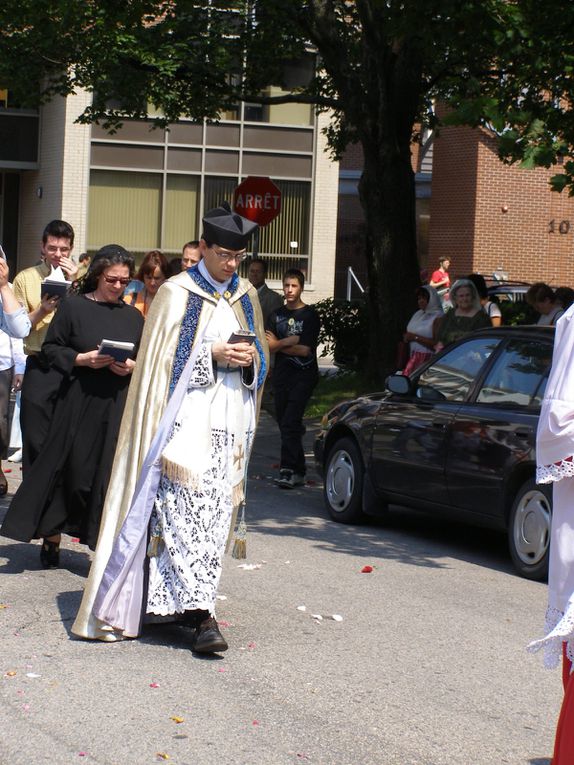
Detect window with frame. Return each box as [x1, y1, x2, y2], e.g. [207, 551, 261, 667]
[476, 339, 552, 407]
[417, 338, 500, 402]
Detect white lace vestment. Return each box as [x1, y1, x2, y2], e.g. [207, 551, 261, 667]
[146, 295, 255, 617]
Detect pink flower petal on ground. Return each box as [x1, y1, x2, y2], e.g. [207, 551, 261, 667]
[22, 703, 30, 711]
[217, 667, 226, 673]
[247, 642, 256, 649]
[252, 720, 260, 726]
[149, 682, 160, 688]
[78, 752, 87, 757]
[361, 565, 374, 573]
[218, 620, 232, 628]
[3, 468, 11, 473]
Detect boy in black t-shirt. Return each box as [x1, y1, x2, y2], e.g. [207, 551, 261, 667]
[265, 269, 320, 489]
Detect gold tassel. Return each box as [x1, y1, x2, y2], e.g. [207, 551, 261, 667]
[147, 534, 162, 558]
[231, 512, 247, 560]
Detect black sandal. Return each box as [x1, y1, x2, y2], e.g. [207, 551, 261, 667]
[40, 540, 60, 569]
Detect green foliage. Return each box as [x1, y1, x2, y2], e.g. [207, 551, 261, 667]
[314, 298, 370, 370]
[499, 301, 539, 326]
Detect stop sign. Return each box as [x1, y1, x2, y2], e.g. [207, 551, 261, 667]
[233, 176, 282, 227]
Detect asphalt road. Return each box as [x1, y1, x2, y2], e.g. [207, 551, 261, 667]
[0, 412, 559, 765]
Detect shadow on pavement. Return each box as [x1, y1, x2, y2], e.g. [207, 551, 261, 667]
[248, 413, 520, 578]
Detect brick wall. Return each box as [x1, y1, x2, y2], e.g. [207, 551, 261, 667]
[430, 125, 574, 287]
[18, 91, 91, 269]
[308, 111, 339, 302]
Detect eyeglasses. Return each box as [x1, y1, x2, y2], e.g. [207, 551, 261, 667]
[210, 245, 247, 263]
[102, 275, 131, 286]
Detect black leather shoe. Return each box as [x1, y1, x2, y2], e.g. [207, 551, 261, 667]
[191, 616, 228, 653]
[40, 540, 60, 569]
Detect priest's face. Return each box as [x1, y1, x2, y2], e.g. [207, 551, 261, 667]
[201, 239, 247, 283]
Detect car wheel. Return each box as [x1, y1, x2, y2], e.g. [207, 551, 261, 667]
[323, 437, 365, 523]
[508, 479, 551, 581]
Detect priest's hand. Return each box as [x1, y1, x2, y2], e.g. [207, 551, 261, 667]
[75, 350, 115, 368]
[110, 358, 135, 376]
[212, 341, 256, 367]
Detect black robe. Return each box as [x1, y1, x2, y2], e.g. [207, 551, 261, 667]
[1, 295, 144, 549]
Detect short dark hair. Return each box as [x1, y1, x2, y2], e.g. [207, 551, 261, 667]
[526, 282, 555, 306]
[283, 268, 305, 289]
[556, 286, 574, 311]
[249, 257, 268, 276]
[182, 240, 200, 253]
[467, 273, 488, 300]
[42, 220, 75, 247]
[136, 250, 170, 281]
[415, 286, 429, 301]
[79, 252, 90, 263]
[79, 245, 135, 294]
[439, 257, 449, 266]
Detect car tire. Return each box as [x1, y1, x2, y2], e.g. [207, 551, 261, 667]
[508, 478, 552, 581]
[323, 437, 365, 523]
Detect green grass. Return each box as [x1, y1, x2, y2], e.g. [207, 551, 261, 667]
[305, 370, 381, 419]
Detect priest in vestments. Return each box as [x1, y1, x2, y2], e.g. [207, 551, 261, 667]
[72, 203, 268, 653]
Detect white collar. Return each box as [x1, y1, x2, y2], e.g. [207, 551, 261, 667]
[198, 259, 232, 295]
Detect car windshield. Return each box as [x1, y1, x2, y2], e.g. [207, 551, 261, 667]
[416, 337, 500, 402]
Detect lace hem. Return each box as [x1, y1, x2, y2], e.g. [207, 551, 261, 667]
[528, 604, 574, 669]
[537, 455, 574, 484]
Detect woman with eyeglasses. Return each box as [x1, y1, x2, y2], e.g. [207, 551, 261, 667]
[1, 245, 144, 569]
[129, 250, 169, 318]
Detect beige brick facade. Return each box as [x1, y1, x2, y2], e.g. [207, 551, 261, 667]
[307, 111, 339, 302]
[18, 91, 91, 266]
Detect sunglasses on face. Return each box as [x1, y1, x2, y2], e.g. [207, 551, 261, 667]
[102, 275, 131, 286]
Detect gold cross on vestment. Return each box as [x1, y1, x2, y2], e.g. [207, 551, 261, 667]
[233, 444, 245, 471]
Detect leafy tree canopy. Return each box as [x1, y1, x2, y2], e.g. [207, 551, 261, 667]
[2, 1, 574, 185]
[2, 0, 574, 376]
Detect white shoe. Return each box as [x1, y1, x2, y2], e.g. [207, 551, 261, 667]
[8, 449, 22, 463]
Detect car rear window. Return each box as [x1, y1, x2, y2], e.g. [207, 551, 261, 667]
[476, 339, 552, 407]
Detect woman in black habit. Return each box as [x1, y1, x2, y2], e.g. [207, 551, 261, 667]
[1, 245, 144, 567]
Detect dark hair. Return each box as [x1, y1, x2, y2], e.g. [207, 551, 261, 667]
[42, 220, 75, 247]
[182, 240, 200, 253]
[283, 268, 305, 289]
[168, 257, 182, 277]
[78, 252, 90, 263]
[79, 245, 135, 294]
[439, 257, 450, 266]
[526, 282, 555, 307]
[136, 250, 170, 282]
[556, 286, 574, 310]
[415, 286, 430, 301]
[467, 273, 488, 300]
[249, 257, 268, 276]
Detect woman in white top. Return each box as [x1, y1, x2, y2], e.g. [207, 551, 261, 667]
[402, 285, 443, 376]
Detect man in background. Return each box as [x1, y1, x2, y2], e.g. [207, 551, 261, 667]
[248, 257, 283, 323]
[14, 219, 78, 471]
[181, 240, 201, 269]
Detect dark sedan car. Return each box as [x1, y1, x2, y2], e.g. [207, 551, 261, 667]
[315, 326, 554, 580]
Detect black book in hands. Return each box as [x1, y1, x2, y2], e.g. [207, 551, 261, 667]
[98, 339, 135, 363]
[41, 279, 71, 299]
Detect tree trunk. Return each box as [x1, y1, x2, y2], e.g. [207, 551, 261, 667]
[358, 140, 421, 382]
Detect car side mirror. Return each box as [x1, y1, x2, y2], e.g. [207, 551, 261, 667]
[416, 386, 447, 402]
[386, 374, 411, 395]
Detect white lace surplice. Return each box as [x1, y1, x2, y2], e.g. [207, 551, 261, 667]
[146, 299, 255, 617]
[529, 468, 574, 668]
